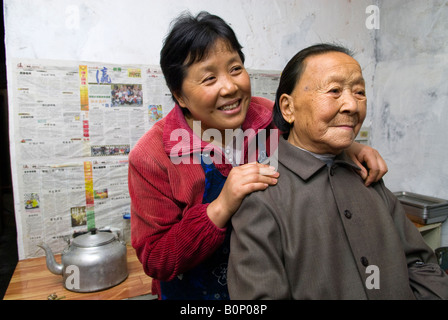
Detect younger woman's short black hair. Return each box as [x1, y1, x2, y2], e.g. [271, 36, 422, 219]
[160, 11, 245, 106]
[272, 43, 354, 138]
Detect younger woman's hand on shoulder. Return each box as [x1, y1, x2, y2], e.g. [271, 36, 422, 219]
[347, 142, 388, 186]
[207, 162, 279, 228]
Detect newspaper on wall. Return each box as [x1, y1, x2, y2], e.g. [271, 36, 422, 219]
[8, 58, 280, 259]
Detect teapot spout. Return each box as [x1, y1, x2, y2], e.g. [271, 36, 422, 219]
[37, 243, 63, 275]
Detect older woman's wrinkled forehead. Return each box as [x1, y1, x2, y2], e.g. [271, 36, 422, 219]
[299, 52, 364, 89]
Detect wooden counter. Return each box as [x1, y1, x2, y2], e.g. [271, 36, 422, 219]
[3, 246, 155, 300]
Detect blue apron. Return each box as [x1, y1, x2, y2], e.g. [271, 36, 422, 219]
[160, 155, 231, 300]
[159, 141, 268, 300]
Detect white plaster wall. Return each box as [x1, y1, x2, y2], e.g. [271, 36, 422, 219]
[369, 0, 448, 245]
[3, 0, 376, 69]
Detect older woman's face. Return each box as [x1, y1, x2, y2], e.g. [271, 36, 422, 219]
[175, 39, 251, 142]
[284, 52, 367, 154]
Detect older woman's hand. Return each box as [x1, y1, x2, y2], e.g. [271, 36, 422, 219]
[347, 142, 388, 186]
[206, 162, 279, 228]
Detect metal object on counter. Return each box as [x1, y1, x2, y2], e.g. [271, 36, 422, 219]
[38, 228, 128, 293]
[394, 191, 448, 225]
[47, 293, 65, 300]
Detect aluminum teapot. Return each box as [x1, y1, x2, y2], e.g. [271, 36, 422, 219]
[38, 228, 128, 292]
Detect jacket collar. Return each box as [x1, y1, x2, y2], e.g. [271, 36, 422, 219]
[276, 136, 361, 181]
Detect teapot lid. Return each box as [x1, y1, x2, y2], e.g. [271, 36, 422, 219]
[72, 228, 115, 248]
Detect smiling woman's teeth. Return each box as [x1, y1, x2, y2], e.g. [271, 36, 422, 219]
[220, 102, 239, 111]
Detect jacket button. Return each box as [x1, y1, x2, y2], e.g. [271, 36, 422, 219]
[330, 165, 336, 176]
[361, 256, 369, 267]
[344, 210, 352, 219]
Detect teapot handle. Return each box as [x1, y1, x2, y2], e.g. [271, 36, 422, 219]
[98, 226, 123, 241]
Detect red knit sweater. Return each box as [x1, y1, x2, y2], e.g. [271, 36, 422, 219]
[128, 97, 275, 296]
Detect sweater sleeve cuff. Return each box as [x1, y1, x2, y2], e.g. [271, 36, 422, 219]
[183, 203, 227, 240]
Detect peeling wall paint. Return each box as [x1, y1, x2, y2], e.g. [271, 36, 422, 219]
[3, 0, 377, 71]
[370, 0, 448, 245]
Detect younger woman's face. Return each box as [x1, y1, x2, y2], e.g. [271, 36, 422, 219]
[174, 38, 251, 145]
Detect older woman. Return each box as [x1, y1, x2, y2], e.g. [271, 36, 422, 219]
[129, 12, 388, 300]
[227, 43, 448, 300]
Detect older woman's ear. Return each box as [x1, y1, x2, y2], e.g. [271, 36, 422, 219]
[279, 93, 295, 125]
